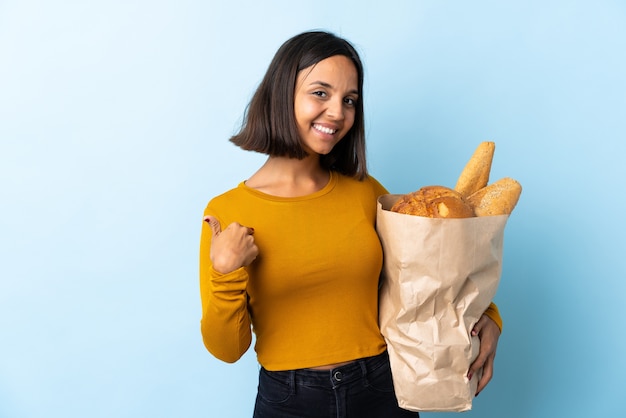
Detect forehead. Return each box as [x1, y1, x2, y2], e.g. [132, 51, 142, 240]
[297, 55, 359, 90]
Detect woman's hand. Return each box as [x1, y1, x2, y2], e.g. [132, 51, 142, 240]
[204, 216, 259, 274]
[468, 314, 501, 396]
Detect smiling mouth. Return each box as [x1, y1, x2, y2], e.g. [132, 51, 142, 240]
[313, 124, 338, 135]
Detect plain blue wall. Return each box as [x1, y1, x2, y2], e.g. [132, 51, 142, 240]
[1, 1, 625, 417]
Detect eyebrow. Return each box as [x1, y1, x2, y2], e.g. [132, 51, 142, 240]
[309, 81, 359, 96]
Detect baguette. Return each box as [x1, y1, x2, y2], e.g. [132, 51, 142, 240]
[466, 177, 522, 216]
[454, 141, 495, 197]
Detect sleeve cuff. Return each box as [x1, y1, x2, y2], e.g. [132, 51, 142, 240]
[484, 302, 503, 333]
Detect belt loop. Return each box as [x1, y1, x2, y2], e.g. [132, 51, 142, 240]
[289, 370, 295, 391]
[359, 358, 368, 377]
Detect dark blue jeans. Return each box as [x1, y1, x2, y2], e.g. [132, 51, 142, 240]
[252, 351, 419, 418]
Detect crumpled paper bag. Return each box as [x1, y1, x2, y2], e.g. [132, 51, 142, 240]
[376, 194, 508, 412]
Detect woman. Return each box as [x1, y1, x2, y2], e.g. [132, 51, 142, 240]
[199, 30, 502, 418]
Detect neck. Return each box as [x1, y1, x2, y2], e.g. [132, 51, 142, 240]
[246, 154, 331, 197]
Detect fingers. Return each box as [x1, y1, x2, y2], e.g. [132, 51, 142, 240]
[468, 350, 491, 397]
[475, 353, 495, 395]
[243, 242, 259, 266]
[471, 314, 488, 336]
[468, 348, 491, 389]
[468, 347, 487, 381]
[468, 316, 489, 378]
[468, 314, 501, 396]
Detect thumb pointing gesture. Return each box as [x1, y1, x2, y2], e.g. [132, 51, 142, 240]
[203, 216, 258, 274]
[204, 216, 222, 237]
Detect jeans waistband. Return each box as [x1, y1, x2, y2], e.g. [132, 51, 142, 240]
[261, 350, 389, 388]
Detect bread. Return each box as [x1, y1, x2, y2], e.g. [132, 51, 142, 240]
[390, 186, 475, 218]
[454, 141, 495, 197]
[466, 177, 522, 216]
[390, 141, 521, 218]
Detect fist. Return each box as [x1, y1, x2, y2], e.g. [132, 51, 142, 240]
[204, 216, 259, 274]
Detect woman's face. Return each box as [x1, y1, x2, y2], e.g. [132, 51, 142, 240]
[293, 55, 359, 156]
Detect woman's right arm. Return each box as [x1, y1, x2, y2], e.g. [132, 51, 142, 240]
[199, 215, 258, 363]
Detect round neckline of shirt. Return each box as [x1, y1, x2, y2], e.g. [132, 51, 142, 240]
[239, 171, 338, 202]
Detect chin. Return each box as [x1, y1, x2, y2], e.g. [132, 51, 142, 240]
[316, 148, 336, 156]
[316, 142, 341, 155]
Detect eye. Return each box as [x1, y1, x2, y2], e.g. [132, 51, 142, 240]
[344, 97, 357, 107]
[312, 91, 327, 98]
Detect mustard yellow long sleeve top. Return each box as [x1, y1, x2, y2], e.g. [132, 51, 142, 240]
[199, 172, 502, 371]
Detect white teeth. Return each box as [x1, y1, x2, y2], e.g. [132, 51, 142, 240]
[313, 124, 337, 135]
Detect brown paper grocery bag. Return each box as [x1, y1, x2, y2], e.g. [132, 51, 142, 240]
[377, 194, 508, 412]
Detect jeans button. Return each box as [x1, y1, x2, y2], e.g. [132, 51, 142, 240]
[333, 371, 342, 381]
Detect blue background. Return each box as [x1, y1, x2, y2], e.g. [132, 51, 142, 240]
[1, 1, 625, 417]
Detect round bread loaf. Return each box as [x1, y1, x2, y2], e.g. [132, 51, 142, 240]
[390, 185, 475, 218]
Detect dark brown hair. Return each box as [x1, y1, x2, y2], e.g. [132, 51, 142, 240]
[230, 31, 368, 180]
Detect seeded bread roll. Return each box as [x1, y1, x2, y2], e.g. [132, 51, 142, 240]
[455, 141, 495, 197]
[391, 186, 475, 218]
[466, 177, 522, 216]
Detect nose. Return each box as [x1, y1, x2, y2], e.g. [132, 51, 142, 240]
[326, 98, 345, 121]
